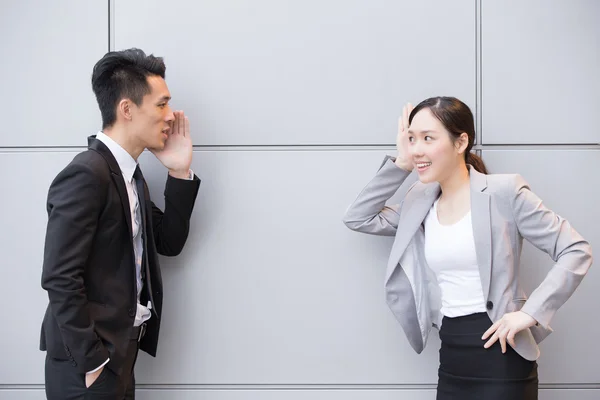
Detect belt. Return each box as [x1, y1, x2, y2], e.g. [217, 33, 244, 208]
[130, 323, 147, 342]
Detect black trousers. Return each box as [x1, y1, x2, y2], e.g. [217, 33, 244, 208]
[45, 338, 140, 400]
[437, 312, 538, 400]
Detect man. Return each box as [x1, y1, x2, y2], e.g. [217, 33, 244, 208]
[40, 48, 200, 399]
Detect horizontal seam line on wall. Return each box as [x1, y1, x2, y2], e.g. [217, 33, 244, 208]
[2, 383, 600, 390]
[0, 144, 599, 153]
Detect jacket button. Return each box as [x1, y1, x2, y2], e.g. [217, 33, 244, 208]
[486, 301, 494, 310]
[128, 308, 135, 317]
[71, 361, 77, 367]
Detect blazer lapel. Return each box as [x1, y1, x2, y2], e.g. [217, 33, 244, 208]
[385, 183, 440, 284]
[88, 136, 135, 250]
[469, 167, 493, 299]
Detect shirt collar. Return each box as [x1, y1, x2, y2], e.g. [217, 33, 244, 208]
[95, 131, 138, 183]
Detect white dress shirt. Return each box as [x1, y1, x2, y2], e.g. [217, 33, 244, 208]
[97, 131, 153, 324]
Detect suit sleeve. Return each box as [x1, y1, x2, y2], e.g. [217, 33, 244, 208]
[512, 174, 593, 329]
[41, 162, 110, 373]
[151, 173, 201, 256]
[342, 156, 414, 236]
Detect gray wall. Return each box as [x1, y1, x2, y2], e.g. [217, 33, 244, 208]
[1, 0, 598, 399]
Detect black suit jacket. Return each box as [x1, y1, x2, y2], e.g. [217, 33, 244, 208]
[40, 136, 200, 375]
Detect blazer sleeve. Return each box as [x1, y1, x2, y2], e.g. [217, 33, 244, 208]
[511, 174, 593, 329]
[342, 156, 414, 236]
[151, 173, 201, 256]
[41, 162, 110, 373]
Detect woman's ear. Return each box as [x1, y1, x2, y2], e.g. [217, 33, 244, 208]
[455, 132, 469, 154]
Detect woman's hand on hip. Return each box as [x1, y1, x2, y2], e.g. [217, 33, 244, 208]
[481, 311, 538, 353]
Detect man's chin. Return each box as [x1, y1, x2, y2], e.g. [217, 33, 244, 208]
[147, 142, 166, 152]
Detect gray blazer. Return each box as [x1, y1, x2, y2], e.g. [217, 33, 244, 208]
[343, 156, 592, 361]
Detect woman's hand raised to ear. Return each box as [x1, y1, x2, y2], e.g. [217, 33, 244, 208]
[395, 103, 414, 171]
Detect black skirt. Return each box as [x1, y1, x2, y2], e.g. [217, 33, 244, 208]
[437, 312, 538, 400]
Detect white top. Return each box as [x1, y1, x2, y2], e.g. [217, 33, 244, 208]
[423, 199, 487, 318]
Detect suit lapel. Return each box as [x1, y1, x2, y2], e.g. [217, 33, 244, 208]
[385, 183, 439, 284]
[384, 167, 493, 298]
[469, 167, 492, 299]
[88, 136, 135, 255]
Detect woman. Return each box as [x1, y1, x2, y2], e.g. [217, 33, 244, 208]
[342, 97, 592, 399]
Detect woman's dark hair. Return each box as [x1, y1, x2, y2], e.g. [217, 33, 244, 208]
[408, 96, 488, 174]
[91, 48, 166, 129]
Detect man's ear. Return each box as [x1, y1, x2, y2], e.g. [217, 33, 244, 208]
[118, 98, 134, 122]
